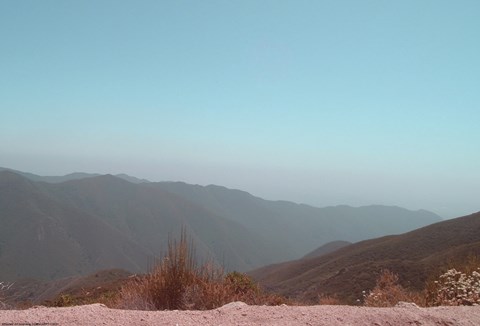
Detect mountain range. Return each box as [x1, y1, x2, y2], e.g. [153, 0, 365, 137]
[0, 168, 441, 282]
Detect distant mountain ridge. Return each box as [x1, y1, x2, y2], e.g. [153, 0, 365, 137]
[0, 167, 150, 184]
[0, 168, 442, 283]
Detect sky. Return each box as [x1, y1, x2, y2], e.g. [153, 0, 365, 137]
[1, 1, 479, 218]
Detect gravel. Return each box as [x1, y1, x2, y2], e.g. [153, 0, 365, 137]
[1, 302, 480, 325]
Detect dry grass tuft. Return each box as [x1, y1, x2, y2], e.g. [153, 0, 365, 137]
[363, 269, 422, 307]
[317, 294, 342, 305]
[115, 227, 287, 310]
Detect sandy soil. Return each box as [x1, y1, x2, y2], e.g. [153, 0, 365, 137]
[1, 302, 480, 326]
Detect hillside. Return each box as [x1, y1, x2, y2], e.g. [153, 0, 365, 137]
[0, 171, 150, 281]
[45, 174, 274, 272]
[1, 269, 133, 306]
[0, 168, 442, 283]
[250, 211, 480, 304]
[0, 171, 271, 280]
[302, 241, 352, 259]
[150, 181, 441, 260]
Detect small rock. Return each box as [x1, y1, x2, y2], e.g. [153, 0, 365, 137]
[395, 302, 419, 308]
[217, 301, 248, 310]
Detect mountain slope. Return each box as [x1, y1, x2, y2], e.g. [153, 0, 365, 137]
[250, 211, 480, 304]
[0, 172, 277, 281]
[45, 175, 278, 271]
[302, 241, 352, 259]
[0, 168, 443, 283]
[150, 182, 442, 261]
[0, 171, 149, 281]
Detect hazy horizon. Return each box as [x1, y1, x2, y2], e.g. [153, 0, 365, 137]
[1, 1, 479, 219]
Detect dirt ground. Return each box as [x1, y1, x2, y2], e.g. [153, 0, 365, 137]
[1, 302, 480, 326]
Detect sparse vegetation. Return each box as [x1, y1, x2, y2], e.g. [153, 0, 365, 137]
[426, 267, 480, 306]
[44, 270, 131, 308]
[0, 281, 13, 310]
[363, 262, 480, 308]
[115, 228, 287, 310]
[49, 289, 119, 308]
[44, 261, 480, 309]
[53, 294, 76, 307]
[363, 269, 422, 307]
[317, 294, 342, 305]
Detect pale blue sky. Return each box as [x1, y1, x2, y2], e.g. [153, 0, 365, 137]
[1, 1, 479, 218]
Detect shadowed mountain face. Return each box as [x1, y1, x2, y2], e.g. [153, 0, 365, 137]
[302, 241, 352, 259]
[0, 172, 149, 281]
[250, 212, 480, 304]
[45, 175, 272, 273]
[148, 182, 441, 262]
[0, 169, 442, 282]
[0, 172, 268, 281]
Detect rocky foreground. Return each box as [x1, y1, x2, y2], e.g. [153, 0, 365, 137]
[1, 302, 480, 325]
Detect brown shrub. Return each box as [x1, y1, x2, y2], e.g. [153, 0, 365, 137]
[317, 294, 342, 305]
[364, 269, 423, 307]
[47, 287, 120, 308]
[115, 227, 287, 310]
